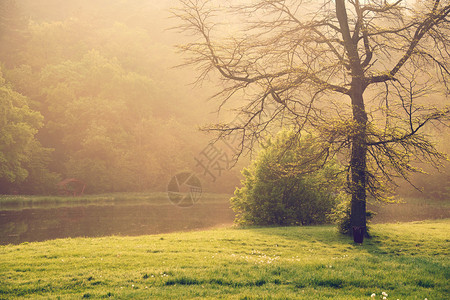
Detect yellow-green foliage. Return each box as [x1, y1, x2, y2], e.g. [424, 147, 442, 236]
[1, 220, 448, 299]
[232, 131, 345, 226]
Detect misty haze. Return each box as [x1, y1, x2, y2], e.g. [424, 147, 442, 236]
[0, 0, 448, 299]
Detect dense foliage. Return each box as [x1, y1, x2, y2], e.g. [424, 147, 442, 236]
[0, 0, 240, 194]
[231, 131, 345, 226]
[0, 68, 59, 193]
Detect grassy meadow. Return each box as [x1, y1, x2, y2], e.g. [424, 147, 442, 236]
[0, 220, 448, 299]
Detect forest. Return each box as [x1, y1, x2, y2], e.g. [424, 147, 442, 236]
[0, 0, 448, 200]
[0, 0, 244, 195]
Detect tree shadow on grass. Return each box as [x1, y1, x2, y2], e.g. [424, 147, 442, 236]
[237, 223, 448, 298]
[242, 221, 449, 257]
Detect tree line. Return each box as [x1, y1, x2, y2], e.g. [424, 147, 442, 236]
[0, 0, 241, 194]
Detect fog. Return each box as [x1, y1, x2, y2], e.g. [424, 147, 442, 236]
[0, 0, 448, 207]
[0, 0, 248, 195]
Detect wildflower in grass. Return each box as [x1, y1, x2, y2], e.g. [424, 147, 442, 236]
[371, 294, 376, 298]
[382, 292, 388, 297]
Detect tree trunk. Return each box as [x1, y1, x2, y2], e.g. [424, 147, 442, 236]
[335, 0, 369, 243]
[350, 85, 368, 243]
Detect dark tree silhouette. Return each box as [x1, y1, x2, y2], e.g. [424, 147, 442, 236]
[173, 0, 449, 243]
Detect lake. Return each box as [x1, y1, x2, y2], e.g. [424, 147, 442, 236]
[1, 195, 447, 245]
[0, 200, 235, 245]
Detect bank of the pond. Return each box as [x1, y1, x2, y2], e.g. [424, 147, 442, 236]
[1, 220, 448, 299]
[368, 197, 450, 224]
[1, 193, 449, 245]
[0, 193, 232, 210]
[0, 194, 235, 245]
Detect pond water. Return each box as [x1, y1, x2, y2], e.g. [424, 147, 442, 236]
[0, 201, 235, 245]
[368, 202, 450, 224]
[1, 197, 447, 245]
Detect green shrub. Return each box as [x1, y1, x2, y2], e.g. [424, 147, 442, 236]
[231, 130, 345, 226]
[332, 195, 375, 236]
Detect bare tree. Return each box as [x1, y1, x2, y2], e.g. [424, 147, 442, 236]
[173, 0, 449, 243]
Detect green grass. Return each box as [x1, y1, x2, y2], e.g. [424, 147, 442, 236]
[0, 193, 231, 210]
[0, 220, 449, 299]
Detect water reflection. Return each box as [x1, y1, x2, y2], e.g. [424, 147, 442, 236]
[0, 202, 234, 245]
[2, 198, 447, 245]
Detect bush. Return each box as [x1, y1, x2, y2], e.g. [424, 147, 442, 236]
[331, 195, 375, 236]
[231, 130, 345, 226]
